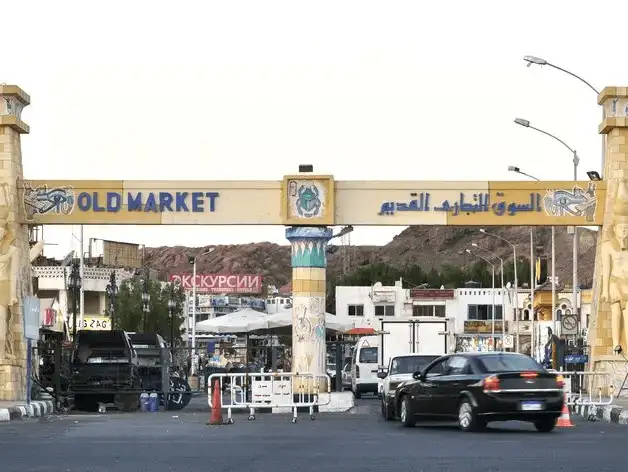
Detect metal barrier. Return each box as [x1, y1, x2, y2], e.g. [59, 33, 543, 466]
[551, 370, 615, 408]
[207, 372, 331, 423]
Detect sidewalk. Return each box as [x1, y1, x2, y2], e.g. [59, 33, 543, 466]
[0, 397, 55, 422]
[573, 396, 628, 425]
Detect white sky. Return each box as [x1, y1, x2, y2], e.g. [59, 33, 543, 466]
[2, 0, 618, 259]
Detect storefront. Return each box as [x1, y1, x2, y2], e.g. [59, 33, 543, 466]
[456, 320, 506, 352]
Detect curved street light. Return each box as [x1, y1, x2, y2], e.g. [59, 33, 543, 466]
[465, 248, 497, 350]
[513, 119, 580, 331]
[480, 229, 519, 351]
[508, 167, 558, 345]
[472, 243, 506, 350]
[523, 55, 605, 179]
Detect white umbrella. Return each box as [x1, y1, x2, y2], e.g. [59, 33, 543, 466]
[195, 308, 268, 334]
[265, 311, 352, 333]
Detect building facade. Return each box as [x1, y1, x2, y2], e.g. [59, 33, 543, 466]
[335, 280, 592, 356]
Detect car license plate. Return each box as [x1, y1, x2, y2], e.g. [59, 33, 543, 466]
[520, 401, 544, 411]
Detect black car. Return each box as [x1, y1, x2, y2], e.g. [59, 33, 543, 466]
[394, 352, 565, 432]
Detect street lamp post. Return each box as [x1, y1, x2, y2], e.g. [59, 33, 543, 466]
[479, 229, 519, 351]
[141, 271, 151, 332]
[68, 260, 82, 341]
[508, 166, 558, 341]
[514, 118, 579, 330]
[168, 295, 176, 349]
[466, 249, 497, 350]
[188, 248, 216, 359]
[106, 271, 119, 330]
[472, 243, 506, 350]
[523, 55, 603, 177]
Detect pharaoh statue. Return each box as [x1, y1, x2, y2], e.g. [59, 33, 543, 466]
[0, 184, 19, 360]
[601, 181, 628, 354]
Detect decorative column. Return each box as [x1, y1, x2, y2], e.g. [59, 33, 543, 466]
[0, 85, 32, 401]
[589, 87, 628, 392]
[286, 226, 333, 377]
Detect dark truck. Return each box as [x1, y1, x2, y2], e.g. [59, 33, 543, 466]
[70, 330, 140, 411]
[127, 332, 192, 411]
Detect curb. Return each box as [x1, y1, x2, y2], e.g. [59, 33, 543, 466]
[0, 400, 55, 423]
[573, 403, 628, 425]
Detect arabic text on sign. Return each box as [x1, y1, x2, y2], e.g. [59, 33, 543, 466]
[76, 191, 220, 213]
[379, 192, 543, 217]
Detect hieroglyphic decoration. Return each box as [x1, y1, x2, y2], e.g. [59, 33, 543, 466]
[291, 295, 326, 375]
[287, 179, 327, 220]
[601, 181, 628, 353]
[22, 184, 75, 221]
[0, 184, 19, 359]
[0, 96, 25, 120]
[543, 183, 598, 223]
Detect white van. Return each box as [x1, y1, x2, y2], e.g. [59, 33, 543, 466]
[351, 336, 379, 398]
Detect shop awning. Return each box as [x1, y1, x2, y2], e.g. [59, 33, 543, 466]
[346, 327, 376, 335]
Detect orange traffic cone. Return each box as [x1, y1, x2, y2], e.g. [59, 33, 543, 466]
[556, 393, 574, 428]
[208, 378, 223, 425]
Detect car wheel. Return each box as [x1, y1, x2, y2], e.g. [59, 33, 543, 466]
[381, 397, 394, 421]
[399, 396, 415, 427]
[534, 417, 557, 433]
[458, 398, 485, 432]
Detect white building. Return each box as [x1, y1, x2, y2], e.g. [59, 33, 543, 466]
[335, 280, 592, 354]
[33, 265, 136, 332]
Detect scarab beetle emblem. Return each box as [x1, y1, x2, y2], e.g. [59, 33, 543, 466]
[295, 184, 322, 218]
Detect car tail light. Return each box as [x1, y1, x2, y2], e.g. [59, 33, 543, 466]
[555, 375, 565, 389]
[355, 365, 360, 379]
[482, 375, 500, 392]
[520, 372, 538, 379]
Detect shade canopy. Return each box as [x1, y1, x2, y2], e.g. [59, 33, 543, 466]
[195, 308, 268, 334]
[264, 311, 353, 333]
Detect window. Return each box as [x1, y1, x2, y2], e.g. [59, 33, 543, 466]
[348, 304, 364, 317]
[476, 354, 543, 373]
[390, 355, 440, 375]
[446, 356, 471, 375]
[467, 304, 503, 321]
[424, 358, 449, 378]
[374, 305, 395, 317]
[412, 305, 446, 317]
[359, 347, 378, 363]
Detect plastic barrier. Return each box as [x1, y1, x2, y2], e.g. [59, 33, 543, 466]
[207, 372, 331, 423]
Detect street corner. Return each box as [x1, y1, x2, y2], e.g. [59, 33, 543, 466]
[573, 402, 628, 425]
[0, 400, 55, 423]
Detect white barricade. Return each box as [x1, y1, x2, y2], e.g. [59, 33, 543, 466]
[551, 370, 615, 408]
[208, 372, 331, 423]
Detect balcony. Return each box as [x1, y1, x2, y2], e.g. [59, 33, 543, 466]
[32, 266, 136, 292]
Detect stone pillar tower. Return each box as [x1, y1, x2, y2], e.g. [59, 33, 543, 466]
[589, 87, 628, 390]
[286, 226, 333, 377]
[0, 85, 32, 401]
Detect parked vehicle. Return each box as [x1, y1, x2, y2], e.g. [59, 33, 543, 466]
[127, 332, 192, 411]
[70, 330, 140, 411]
[379, 318, 448, 368]
[351, 336, 379, 398]
[377, 353, 440, 420]
[394, 352, 565, 432]
[341, 362, 352, 390]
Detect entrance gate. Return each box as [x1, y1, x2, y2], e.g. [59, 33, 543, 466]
[1, 83, 627, 400]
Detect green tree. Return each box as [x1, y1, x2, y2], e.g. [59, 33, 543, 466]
[113, 278, 186, 345]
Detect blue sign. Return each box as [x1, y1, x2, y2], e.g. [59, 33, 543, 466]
[76, 191, 220, 213]
[564, 354, 588, 364]
[379, 192, 543, 217]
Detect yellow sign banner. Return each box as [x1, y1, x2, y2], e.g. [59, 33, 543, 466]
[19, 178, 606, 226]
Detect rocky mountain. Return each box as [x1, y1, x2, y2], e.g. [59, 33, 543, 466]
[143, 226, 598, 290]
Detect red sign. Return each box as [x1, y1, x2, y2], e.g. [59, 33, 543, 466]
[169, 274, 262, 293]
[410, 289, 455, 300]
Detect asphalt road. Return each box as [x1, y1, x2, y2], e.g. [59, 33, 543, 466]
[0, 396, 624, 472]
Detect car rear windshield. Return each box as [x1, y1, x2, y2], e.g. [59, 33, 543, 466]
[390, 356, 439, 375]
[359, 347, 378, 363]
[476, 354, 543, 373]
